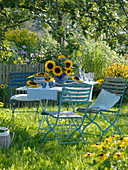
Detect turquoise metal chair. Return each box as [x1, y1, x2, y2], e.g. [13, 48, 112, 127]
[38, 82, 92, 144]
[77, 77, 127, 137]
[9, 72, 39, 118]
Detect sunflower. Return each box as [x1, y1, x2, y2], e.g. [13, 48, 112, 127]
[58, 55, 65, 59]
[35, 72, 46, 77]
[53, 66, 63, 76]
[70, 76, 82, 81]
[64, 68, 73, 76]
[26, 80, 39, 87]
[0, 84, 5, 89]
[45, 76, 54, 82]
[45, 60, 56, 72]
[64, 59, 72, 68]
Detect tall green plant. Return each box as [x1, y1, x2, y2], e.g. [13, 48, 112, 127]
[74, 39, 122, 80]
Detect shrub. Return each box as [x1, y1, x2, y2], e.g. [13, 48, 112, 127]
[1, 28, 42, 64]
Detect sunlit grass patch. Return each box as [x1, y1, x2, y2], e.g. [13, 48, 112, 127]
[0, 103, 128, 169]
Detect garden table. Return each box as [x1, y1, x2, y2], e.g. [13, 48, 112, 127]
[16, 80, 98, 103]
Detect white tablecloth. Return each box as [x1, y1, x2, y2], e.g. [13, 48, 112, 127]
[27, 86, 62, 100]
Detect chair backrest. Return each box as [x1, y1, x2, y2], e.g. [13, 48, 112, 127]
[102, 77, 127, 97]
[9, 72, 36, 88]
[61, 82, 92, 104]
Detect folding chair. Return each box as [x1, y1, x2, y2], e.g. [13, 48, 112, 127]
[9, 72, 40, 118]
[77, 77, 127, 137]
[38, 82, 92, 144]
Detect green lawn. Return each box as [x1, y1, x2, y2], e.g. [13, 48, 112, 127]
[0, 102, 128, 170]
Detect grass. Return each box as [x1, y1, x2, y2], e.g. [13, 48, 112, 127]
[0, 102, 128, 170]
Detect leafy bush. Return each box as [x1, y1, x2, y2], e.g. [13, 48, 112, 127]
[4, 28, 42, 54]
[1, 28, 42, 64]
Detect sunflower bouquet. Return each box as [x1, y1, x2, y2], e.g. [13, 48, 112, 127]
[45, 55, 74, 79]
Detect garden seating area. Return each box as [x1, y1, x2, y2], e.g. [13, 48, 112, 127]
[0, 74, 128, 169]
[1, 1, 128, 168]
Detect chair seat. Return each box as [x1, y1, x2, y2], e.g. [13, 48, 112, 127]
[42, 111, 83, 118]
[77, 107, 100, 113]
[10, 94, 39, 101]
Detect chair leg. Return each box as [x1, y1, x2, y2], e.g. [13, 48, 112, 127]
[82, 113, 103, 137]
[39, 116, 86, 144]
[100, 112, 122, 136]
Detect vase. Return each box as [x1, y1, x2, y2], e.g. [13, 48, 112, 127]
[41, 80, 55, 88]
[49, 80, 55, 88]
[34, 76, 45, 84]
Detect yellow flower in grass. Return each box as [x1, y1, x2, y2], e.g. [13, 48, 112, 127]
[70, 76, 82, 81]
[102, 136, 116, 144]
[45, 60, 56, 72]
[0, 102, 4, 107]
[91, 144, 105, 150]
[83, 152, 97, 158]
[64, 68, 73, 76]
[26, 80, 39, 87]
[64, 59, 73, 68]
[113, 152, 124, 159]
[98, 152, 110, 161]
[0, 84, 5, 89]
[53, 66, 63, 76]
[117, 137, 128, 145]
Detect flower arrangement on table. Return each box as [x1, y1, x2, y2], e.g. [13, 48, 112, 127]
[27, 72, 55, 88]
[44, 55, 77, 84]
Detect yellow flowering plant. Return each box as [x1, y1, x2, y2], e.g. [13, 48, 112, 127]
[0, 84, 10, 107]
[82, 135, 128, 169]
[105, 63, 128, 80]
